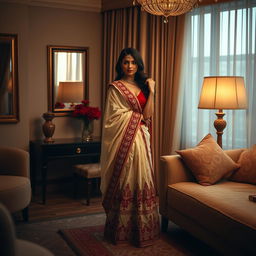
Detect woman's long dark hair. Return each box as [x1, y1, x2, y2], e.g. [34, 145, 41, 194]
[115, 48, 150, 98]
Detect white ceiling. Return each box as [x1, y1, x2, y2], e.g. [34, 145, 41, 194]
[0, 0, 102, 12]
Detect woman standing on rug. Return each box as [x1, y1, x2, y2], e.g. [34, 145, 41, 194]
[100, 48, 160, 247]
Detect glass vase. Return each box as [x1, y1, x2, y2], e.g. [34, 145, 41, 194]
[82, 119, 94, 142]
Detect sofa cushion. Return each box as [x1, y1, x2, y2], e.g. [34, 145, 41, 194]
[168, 181, 256, 254]
[229, 145, 256, 184]
[168, 181, 256, 230]
[176, 134, 239, 185]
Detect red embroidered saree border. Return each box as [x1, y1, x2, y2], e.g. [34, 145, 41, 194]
[104, 181, 160, 247]
[102, 81, 143, 212]
[115, 80, 142, 113]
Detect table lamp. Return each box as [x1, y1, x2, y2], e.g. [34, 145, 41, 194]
[57, 81, 83, 107]
[198, 76, 247, 148]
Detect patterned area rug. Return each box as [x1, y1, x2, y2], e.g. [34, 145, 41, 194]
[16, 213, 106, 256]
[16, 213, 220, 256]
[60, 225, 189, 256]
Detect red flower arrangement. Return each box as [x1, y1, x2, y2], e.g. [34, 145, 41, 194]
[72, 100, 101, 120]
[54, 102, 65, 109]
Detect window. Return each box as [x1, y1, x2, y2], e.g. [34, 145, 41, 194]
[54, 52, 83, 87]
[180, 0, 256, 149]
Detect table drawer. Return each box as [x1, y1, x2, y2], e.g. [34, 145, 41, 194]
[42, 143, 101, 157]
[73, 143, 101, 155]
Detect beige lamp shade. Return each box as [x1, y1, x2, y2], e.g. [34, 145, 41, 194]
[57, 81, 83, 103]
[198, 76, 247, 110]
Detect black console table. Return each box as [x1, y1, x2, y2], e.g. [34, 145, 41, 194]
[30, 138, 101, 204]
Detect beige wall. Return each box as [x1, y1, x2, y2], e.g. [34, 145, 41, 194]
[0, 3, 102, 150]
[0, 3, 30, 149]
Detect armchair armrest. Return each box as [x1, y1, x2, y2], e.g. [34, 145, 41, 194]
[159, 154, 194, 216]
[0, 147, 29, 178]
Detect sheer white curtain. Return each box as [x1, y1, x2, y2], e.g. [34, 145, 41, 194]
[180, 0, 256, 149]
[54, 52, 83, 86]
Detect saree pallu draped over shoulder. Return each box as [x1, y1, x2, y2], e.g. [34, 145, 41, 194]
[100, 80, 160, 247]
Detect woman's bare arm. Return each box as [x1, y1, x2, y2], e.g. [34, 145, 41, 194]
[143, 78, 155, 120]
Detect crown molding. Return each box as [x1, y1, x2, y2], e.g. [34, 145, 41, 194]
[0, 0, 102, 12]
[0, 0, 236, 13]
[101, 0, 236, 12]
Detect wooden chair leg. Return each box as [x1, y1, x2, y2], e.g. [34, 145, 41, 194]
[161, 216, 169, 232]
[96, 178, 101, 195]
[86, 179, 92, 206]
[73, 173, 78, 199]
[22, 207, 29, 222]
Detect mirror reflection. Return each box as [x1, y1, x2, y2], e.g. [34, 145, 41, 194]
[48, 46, 88, 116]
[0, 33, 19, 123]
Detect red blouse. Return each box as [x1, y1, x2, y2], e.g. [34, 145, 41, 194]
[137, 91, 147, 110]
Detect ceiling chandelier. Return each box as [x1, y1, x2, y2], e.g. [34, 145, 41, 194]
[133, 0, 216, 23]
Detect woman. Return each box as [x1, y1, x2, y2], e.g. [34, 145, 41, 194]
[100, 48, 160, 247]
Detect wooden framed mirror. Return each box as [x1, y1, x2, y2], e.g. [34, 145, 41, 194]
[0, 33, 19, 123]
[47, 45, 89, 116]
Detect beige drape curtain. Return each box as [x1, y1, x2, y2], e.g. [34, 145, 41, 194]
[102, 7, 142, 100]
[102, 6, 185, 190]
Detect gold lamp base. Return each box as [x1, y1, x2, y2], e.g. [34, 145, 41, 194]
[214, 109, 227, 148]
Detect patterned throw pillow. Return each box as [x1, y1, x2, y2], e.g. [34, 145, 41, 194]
[229, 145, 256, 184]
[176, 133, 239, 185]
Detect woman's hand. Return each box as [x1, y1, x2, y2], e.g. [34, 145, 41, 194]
[146, 78, 155, 94]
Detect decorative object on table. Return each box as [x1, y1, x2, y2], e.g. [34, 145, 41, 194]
[198, 76, 247, 148]
[42, 112, 55, 143]
[133, 0, 216, 23]
[54, 102, 65, 109]
[72, 100, 101, 142]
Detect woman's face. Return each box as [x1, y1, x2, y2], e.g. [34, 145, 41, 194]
[121, 54, 138, 78]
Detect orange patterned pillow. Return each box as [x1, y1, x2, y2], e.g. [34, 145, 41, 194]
[229, 145, 256, 184]
[176, 134, 239, 185]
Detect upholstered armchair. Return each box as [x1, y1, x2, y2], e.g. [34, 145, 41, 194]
[0, 146, 31, 221]
[0, 203, 54, 256]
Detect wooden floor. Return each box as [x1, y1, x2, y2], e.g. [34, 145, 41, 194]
[27, 192, 104, 222]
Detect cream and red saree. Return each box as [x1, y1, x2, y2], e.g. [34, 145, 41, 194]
[100, 80, 160, 247]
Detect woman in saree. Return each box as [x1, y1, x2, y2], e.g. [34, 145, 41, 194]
[100, 48, 160, 247]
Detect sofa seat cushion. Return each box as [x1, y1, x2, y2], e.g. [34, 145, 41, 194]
[168, 181, 256, 229]
[0, 176, 31, 213]
[168, 181, 256, 253]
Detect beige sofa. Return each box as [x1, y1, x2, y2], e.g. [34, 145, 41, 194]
[160, 149, 256, 256]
